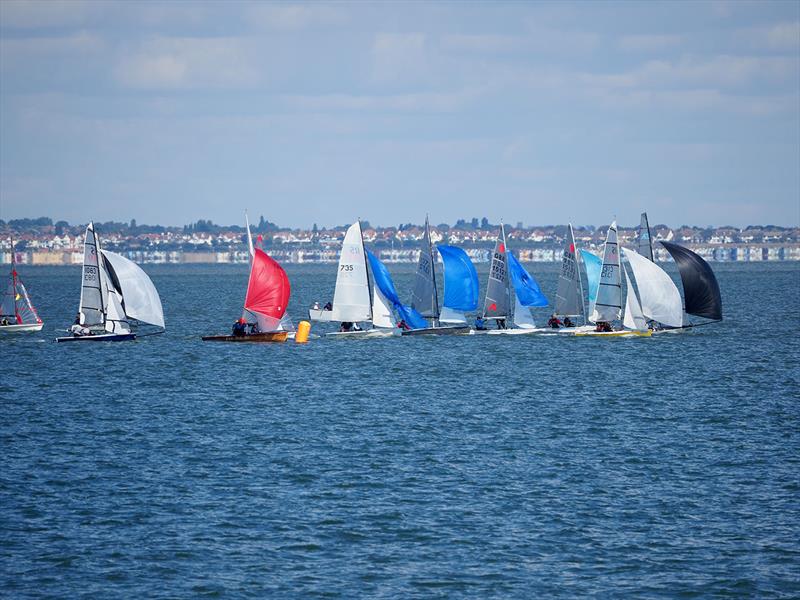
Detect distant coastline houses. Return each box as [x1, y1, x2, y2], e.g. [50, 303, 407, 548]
[1, 219, 798, 265]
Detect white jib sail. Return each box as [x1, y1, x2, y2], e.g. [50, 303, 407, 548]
[621, 248, 683, 327]
[589, 221, 622, 323]
[331, 221, 372, 322]
[101, 250, 166, 328]
[513, 290, 537, 329]
[371, 285, 396, 328]
[439, 306, 467, 324]
[623, 267, 648, 331]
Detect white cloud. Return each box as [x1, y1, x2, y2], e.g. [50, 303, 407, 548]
[0, 0, 96, 28]
[246, 4, 345, 30]
[765, 21, 800, 50]
[114, 37, 260, 89]
[0, 31, 104, 67]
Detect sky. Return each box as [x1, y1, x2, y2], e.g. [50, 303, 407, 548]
[0, 0, 798, 229]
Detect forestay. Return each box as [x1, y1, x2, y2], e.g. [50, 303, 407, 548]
[331, 221, 372, 323]
[589, 221, 622, 323]
[555, 224, 585, 319]
[438, 245, 479, 324]
[621, 248, 683, 327]
[102, 250, 166, 328]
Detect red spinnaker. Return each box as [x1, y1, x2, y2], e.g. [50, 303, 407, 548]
[244, 248, 290, 320]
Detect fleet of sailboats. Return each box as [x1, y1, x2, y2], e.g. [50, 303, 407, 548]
[3, 211, 724, 343]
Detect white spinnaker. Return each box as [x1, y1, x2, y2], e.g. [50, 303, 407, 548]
[621, 248, 683, 327]
[623, 268, 648, 331]
[513, 291, 537, 329]
[439, 306, 467, 324]
[589, 221, 622, 323]
[371, 284, 396, 328]
[331, 221, 372, 322]
[101, 250, 165, 328]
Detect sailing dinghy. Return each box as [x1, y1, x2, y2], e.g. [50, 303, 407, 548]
[202, 219, 291, 343]
[56, 223, 165, 342]
[401, 216, 471, 335]
[1, 239, 43, 333]
[309, 220, 397, 337]
[574, 221, 651, 337]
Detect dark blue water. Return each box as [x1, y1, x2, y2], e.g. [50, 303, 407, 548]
[2, 262, 799, 597]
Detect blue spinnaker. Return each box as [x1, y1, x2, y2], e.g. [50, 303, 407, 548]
[508, 252, 548, 307]
[367, 250, 428, 329]
[437, 245, 479, 311]
[580, 249, 602, 304]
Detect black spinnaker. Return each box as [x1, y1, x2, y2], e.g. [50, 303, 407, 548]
[660, 241, 722, 321]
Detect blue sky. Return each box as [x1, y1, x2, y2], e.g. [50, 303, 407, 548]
[1, 0, 798, 228]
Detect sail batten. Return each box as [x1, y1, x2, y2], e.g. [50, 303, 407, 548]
[660, 241, 722, 321]
[482, 226, 510, 319]
[330, 221, 372, 322]
[589, 221, 622, 323]
[555, 224, 585, 318]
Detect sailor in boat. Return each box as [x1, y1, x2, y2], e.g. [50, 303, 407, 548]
[312, 301, 321, 311]
[595, 321, 613, 333]
[248, 321, 261, 334]
[232, 318, 247, 337]
[1, 317, 8, 326]
[339, 321, 354, 332]
[397, 319, 411, 331]
[474, 317, 487, 331]
[323, 302, 332, 311]
[547, 314, 562, 329]
[563, 317, 575, 328]
[69, 313, 92, 337]
[496, 318, 507, 330]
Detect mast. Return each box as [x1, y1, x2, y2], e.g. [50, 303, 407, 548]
[426, 215, 440, 326]
[10, 237, 18, 322]
[571, 224, 587, 324]
[359, 218, 374, 324]
[501, 222, 512, 323]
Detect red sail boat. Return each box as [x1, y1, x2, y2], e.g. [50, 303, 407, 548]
[202, 220, 291, 343]
[1, 239, 44, 333]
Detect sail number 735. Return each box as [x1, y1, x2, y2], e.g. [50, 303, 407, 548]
[340, 264, 354, 272]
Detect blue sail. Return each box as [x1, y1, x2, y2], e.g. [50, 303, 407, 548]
[580, 249, 602, 304]
[508, 252, 548, 307]
[437, 245, 479, 311]
[366, 250, 428, 329]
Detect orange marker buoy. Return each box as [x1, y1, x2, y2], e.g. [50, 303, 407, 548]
[295, 320, 311, 343]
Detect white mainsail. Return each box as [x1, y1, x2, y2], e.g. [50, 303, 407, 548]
[621, 248, 683, 327]
[622, 267, 647, 331]
[589, 221, 622, 323]
[79, 223, 108, 327]
[101, 250, 166, 329]
[331, 221, 372, 323]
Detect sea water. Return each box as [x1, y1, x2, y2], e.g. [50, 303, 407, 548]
[2, 262, 799, 597]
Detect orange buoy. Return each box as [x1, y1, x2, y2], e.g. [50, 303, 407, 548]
[295, 320, 311, 343]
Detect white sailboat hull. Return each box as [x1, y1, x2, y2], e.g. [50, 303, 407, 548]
[0, 322, 44, 333]
[308, 308, 335, 322]
[326, 328, 399, 339]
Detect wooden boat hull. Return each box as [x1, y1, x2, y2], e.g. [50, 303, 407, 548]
[573, 330, 652, 338]
[201, 332, 289, 343]
[401, 325, 472, 336]
[326, 328, 398, 339]
[56, 332, 136, 342]
[0, 323, 44, 333]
